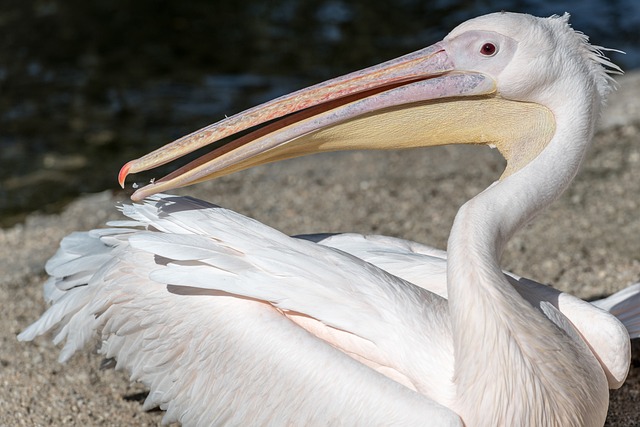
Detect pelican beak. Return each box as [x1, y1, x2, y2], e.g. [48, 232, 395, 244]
[119, 42, 555, 201]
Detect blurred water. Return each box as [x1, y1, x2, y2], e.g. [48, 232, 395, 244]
[1, 0, 638, 226]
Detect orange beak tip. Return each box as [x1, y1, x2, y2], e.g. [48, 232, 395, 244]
[118, 161, 133, 189]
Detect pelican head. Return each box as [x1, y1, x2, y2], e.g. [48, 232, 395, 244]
[119, 12, 618, 202]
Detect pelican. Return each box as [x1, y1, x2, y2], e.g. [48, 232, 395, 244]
[19, 12, 637, 426]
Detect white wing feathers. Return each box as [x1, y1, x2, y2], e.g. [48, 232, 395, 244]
[121, 196, 450, 343]
[19, 194, 461, 426]
[124, 196, 456, 396]
[19, 229, 135, 362]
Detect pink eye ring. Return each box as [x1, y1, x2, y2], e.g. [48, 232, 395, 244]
[480, 42, 497, 56]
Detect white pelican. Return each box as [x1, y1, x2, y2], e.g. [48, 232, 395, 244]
[19, 12, 637, 426]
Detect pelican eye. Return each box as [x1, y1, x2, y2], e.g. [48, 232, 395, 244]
[480, 42, 497, 56]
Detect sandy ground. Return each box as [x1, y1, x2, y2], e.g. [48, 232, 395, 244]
[2, 72, 640, 426]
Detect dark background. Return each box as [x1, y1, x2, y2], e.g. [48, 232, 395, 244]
[1, 0, 639, 225]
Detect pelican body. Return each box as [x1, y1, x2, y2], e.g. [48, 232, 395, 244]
[19, 12, 635, 426]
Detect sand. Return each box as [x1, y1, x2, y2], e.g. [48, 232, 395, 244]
[1, 72, 639, 426]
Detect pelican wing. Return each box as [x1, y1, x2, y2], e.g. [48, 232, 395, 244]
[19, 194, 460, 426]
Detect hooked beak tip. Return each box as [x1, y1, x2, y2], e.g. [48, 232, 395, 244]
[118, 161, 132, 189]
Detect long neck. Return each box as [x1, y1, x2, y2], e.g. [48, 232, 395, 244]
[447, 89, 608, 426]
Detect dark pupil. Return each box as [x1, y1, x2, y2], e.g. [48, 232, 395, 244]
[481, 43, 496, 55]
